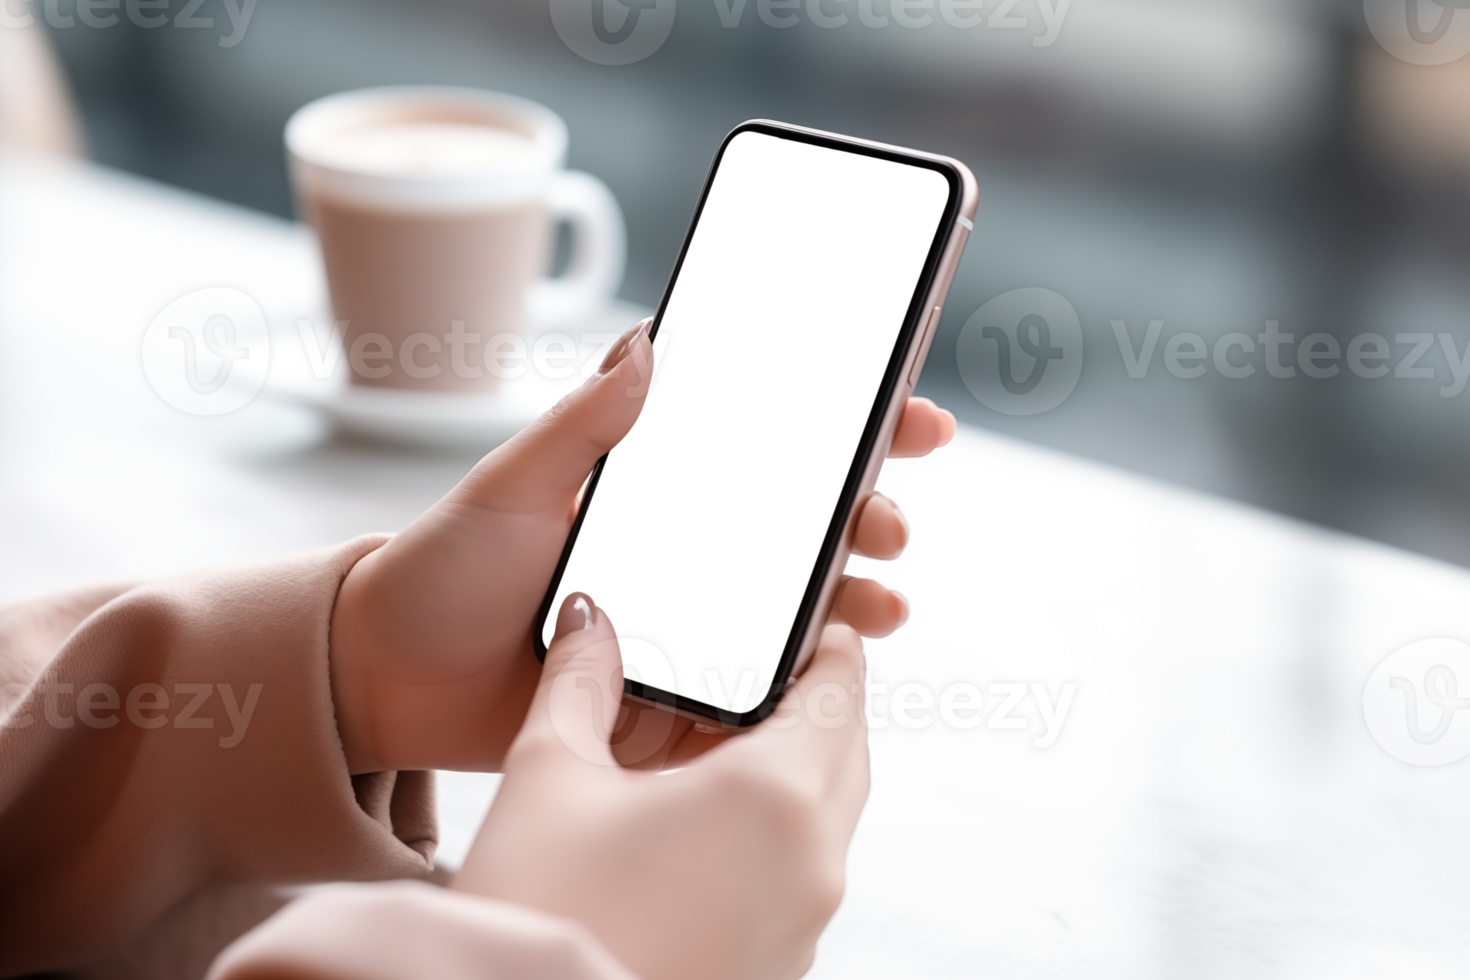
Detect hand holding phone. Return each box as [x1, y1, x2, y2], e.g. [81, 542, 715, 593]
[325, 316, 948, 775]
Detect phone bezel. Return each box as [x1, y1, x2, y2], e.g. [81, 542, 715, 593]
[533, 119, 966, 727]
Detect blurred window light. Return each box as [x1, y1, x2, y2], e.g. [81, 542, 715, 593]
[785, 0, 1327, 150]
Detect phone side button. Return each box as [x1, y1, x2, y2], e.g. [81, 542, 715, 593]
[908, 306, 941, 386]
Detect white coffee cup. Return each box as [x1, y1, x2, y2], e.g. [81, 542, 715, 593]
[286, 86, 625, 391]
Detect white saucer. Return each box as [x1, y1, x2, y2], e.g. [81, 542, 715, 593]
[263, 300, 652, 450]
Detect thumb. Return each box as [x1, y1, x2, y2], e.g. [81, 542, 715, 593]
[511, 593, 624, 769]
[457, 319, 653, 514]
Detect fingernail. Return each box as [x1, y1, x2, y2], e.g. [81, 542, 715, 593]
[557, 592, 597, 637]
[598, 318, 651, 376]
[893, 591, 910, 628]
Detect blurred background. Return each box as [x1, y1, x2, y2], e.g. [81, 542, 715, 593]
[21, 0, 1470, 565]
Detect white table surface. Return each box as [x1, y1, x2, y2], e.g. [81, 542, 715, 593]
[3, 154, 1468, 978]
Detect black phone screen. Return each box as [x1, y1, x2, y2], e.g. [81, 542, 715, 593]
[540, 125, 956, 721]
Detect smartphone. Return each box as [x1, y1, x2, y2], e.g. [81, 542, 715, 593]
[535, 120, 977, 727]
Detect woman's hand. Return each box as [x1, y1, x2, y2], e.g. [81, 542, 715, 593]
[453, 594, 869, 980]
[328, 318, 955, 774]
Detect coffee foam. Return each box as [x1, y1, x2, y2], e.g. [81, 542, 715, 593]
[306, 122, 542, 178]
[287, 88, 568, 212]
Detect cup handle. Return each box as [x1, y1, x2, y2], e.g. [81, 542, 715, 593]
[526, 170, 626, 325]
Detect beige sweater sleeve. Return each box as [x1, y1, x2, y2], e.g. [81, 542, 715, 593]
[0, 538, 639, 980]
[0, 536, 433, 976]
